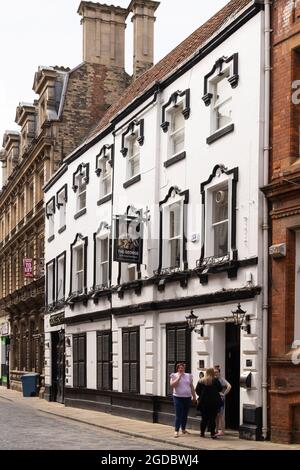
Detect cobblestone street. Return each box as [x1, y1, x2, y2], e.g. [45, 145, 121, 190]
[0, 396, 187, 450]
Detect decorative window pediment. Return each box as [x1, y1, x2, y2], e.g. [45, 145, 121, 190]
[45, 197, 55, 218]
[202, 53, 239, 107]
[120, 120, 144, 157]
[161, 89, 190, 133]
[95, 144, 114, 176]
[56, 184, 68, 209]
[72, 163, 90, 192]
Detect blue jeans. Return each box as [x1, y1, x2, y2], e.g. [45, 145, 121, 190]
[173, 396, 191, 432]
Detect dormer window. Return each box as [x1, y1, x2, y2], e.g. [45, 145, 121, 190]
[96, 145, 113, 202]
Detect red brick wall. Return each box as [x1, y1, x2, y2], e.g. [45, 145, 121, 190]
[269, 0, 300, 444]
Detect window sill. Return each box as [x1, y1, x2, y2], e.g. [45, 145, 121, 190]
[206, 123, 234, 145]
[97, 194, 112, 206]
[123, 174, 141, 189]
[164, 151, 186, 168]
[58, 225, 66, 234]
[74, 208, 87, 220]
[48, 235, 55, 243]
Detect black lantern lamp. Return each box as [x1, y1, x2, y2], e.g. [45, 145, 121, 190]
[231, 303, 251, 334]
[186, 311, 205, 337]
[232, 303, 246, 326]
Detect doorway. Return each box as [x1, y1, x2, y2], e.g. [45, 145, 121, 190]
[52, 330, 65, 403]
[225, 322, 240, 430]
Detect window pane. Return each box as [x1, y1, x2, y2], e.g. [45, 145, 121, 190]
[79, 191, 86, 210]
[101, 263, 108, 285]
[129, 137, 139, 157]
[78, 176, 86, 193]
[76, 247, 83, 271]
[172, 108, 184, 132]
[216, 98, 232, 129]
[77, 271, 83, 292]
[170, 238, 180, 268]
[212, 187, 228, 224]
[213, 222, 228, 257]
[129, 155, 140, 178]
[173, 130, 184, 155]
[170, 203, 181, 238]
[101, 238, 108, 262]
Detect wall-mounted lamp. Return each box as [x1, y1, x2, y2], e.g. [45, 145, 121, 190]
[186, 310, 205, 337]
[231, 303, 251, 334]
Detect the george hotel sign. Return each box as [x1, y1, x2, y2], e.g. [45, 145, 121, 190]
[113, 215, 143, 264]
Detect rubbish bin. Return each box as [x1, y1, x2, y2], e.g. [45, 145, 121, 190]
[21, 373, 39, 397]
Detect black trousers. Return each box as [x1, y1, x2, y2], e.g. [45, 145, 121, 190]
[200, 410, 218, 436]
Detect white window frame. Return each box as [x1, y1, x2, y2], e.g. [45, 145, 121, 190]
[168, 102, 185, 159]
[57, 187, 67, 229]
[98, 156, 112, 199]
[126, 133, 140, 180]
[73, 243, 84, 294]
[46, 198, 55, 239]
[76, 174, 87, 212]
[95, 234, 110, 288]
[204, 172, 233, 262]
[46, 260, 55, 306]
[56, 253, 66, 302]
[210, 68, 232, 134]
[162, 195, 184, 270]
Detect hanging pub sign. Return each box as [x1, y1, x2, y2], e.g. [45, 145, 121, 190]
[114, 215, 143, 264]
[23, 258, 33, 278]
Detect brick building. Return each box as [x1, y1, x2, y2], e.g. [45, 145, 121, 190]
[0, 1, 130, 394]
[263, 0, 300, 444]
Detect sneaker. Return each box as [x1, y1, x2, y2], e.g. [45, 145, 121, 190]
[182, 430, 189, 434]
[174, 431, 179, 438]
[216, 430, 224, 436]
[200, 433, 205, 438]
[211, 434, 218, 439]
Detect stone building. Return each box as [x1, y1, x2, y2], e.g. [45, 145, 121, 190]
[262, 0, 300, 444]
[0, 1, 131, 393]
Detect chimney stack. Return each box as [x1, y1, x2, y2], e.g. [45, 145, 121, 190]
[78, 1, 127, 68]
[128, 0, 160, 80]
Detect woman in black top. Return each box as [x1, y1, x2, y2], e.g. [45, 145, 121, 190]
[196, 368, 222, 438]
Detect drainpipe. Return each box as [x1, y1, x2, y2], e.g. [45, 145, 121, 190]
[262, 0, 271, 440]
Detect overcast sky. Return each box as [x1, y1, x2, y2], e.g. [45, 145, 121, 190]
[0, 0, 229, 143]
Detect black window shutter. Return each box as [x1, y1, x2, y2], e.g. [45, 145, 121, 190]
[166, 323, 191, 395]
[73, 333, 86, 388]
[73, 335, 78, 388]
[122, 328, 139, 394]
[97, 331, 112, 391]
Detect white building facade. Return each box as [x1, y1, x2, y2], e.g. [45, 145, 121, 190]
[44, 0, 268, 439]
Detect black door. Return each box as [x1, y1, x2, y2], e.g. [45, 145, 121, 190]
[52, 331, 65, 403]
[225, 323, 240, 430]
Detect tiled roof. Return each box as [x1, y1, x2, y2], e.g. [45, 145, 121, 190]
[88, 0, 251, 140]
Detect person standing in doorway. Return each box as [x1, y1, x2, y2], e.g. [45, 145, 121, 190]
[196, 368, 222, 439]
[214, 365, 232, 436]
[170, 362, 197, 437]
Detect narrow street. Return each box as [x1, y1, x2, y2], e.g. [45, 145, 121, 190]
[0, 396, 187, 450]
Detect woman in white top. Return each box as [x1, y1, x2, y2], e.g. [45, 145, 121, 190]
[170, 362, 196, 437]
